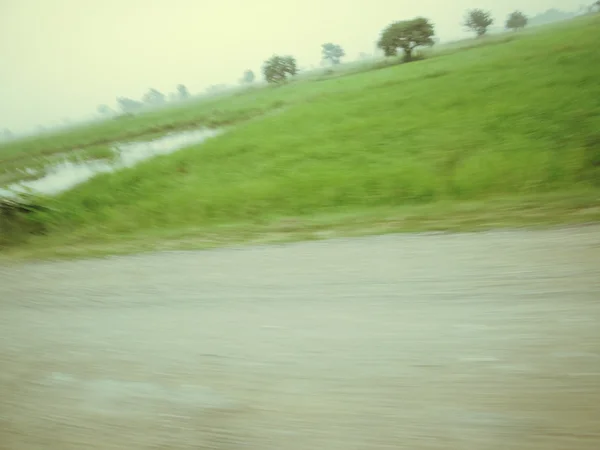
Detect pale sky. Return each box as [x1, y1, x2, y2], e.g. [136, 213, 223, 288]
[0, 0, 583, 132]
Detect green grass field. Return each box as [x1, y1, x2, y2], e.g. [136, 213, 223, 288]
[1, 15, 599, 258]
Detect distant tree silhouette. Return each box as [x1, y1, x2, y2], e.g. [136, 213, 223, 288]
[262, 55, 297, 83]
[143, 88, 166, 106]
[1, 128, 13, 140]
[176, 84, 190, 100]
[242, 70, 256, 84]
[529, 8, 576, 25]
[116, 97, 143, 113]
[506, 11, 528, 30]
[205, 84, 228, 94]
[321, 43, 345, 65]
[464, 9, 494, 37]
[96, 104, 114, 116]
[377, 17, 435, 61]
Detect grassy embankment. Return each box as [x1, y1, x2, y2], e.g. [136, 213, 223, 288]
[1, 15, 599, 259]
[0, 21, 578, 174]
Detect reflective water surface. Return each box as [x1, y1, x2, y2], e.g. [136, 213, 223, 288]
[0, 128, 220, 198]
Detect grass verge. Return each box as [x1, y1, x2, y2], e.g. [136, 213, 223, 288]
[2, 191, 599, 262]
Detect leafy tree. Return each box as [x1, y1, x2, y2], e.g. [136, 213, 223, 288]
[506, 11, 528, 30]
[321, 43, 345, 65]
[284, 56, 298, 76]
[116, 97, 143, 113]
[377, 17, 435, 61]
[262, 55, 297, 83]
[464, 9, 494, 37]
[176, 84, 190, 100]
[242, 69, 256, 83]
[143, 88, 166, 105]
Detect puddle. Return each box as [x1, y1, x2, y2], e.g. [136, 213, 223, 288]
[0, 128, 220, 198]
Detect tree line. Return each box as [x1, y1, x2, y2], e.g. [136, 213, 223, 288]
[259, 9, 533, 84]
[93, 4, 599, 117]
[97, 84, 191, 116]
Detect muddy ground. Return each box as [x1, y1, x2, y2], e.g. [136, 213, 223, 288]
[1, 226, 599, 449]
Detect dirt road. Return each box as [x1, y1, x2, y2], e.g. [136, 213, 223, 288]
[1, 227, 599, 449]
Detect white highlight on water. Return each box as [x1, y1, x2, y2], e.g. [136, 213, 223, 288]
[0, 128, 220, 198]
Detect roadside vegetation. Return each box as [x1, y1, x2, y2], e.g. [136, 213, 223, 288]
[1, 13, 599, 258]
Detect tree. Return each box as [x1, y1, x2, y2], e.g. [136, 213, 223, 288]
[242, 69, 256, 84]
[321, 43, 345, 65]
[176, 84, 190, 100]
[376, 17, 435, 62]
[284, 56, 298, 76]
[506, 11, 528, 30]
[143, 88, 166, 105]
[205, 84, 228, 94]
[530, 8, 575, 24]
[262, 55, 298, 83]
[116, 97, 143, 113]
[96, 104, 114, 116]
[464, 9, 494, 37]
[1, 128, 13, 140]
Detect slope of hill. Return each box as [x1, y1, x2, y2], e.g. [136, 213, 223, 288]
[2, 15, 599, 258]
